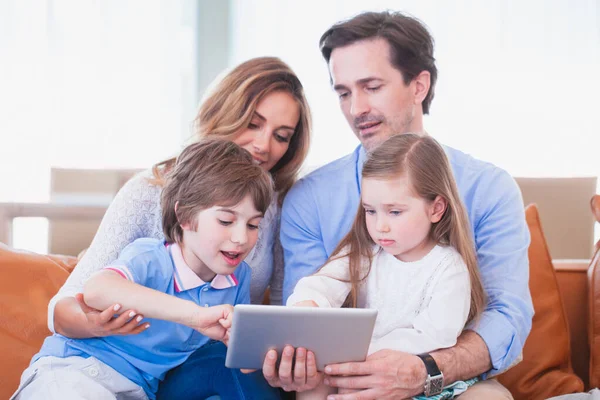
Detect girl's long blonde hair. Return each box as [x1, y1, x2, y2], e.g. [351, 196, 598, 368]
[151, 57, 311, 206]
[329, 133, 486, 324]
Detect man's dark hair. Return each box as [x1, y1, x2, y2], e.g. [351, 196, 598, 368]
[320, 11, 437, 114]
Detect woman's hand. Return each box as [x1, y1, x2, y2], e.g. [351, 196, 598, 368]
[262, 345, 324, 392]
[75, 293, 149, 337]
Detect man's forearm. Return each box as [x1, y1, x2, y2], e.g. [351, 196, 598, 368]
[430, 329, 492, 384]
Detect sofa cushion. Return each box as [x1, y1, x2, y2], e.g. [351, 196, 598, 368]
[0, 243, 74, 398]
[498, 204, 584, 399]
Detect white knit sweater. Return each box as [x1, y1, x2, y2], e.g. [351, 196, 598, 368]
[287, 245, 471, 355]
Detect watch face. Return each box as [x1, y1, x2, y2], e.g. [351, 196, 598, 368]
[429, 375, 444, 395]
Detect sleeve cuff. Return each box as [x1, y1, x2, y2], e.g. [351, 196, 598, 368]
[471, 311, 523, 378]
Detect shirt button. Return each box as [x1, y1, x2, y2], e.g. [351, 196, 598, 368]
[88, 368, 99, 377]
[203, 287, 209, 292]
[204, 304, 209, 307]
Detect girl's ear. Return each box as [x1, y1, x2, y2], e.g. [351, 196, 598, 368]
[175, 201, 190, 230]
[430, 195, 447, 223]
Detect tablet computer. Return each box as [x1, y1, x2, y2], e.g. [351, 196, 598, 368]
[225, 304, 377, 371]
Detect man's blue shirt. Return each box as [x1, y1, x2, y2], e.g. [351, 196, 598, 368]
[34, 238, 250, 399]
[281, 144, 534, 376]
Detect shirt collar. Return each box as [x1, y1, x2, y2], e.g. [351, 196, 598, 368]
[168, 243, 238, 292]
[357, 145, 367, 192]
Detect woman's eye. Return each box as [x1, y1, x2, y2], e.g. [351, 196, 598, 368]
[248, 123, 259, 129]
[275, 133, 290, 143]
[218, 219, 233, 226]
[248, 224, 259, 230]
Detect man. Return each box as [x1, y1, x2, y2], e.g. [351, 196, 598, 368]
[263, 11, 533, 399]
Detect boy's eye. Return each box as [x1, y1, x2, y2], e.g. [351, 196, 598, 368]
[390, 210, 402, 216]
[218, 219, 233, 226]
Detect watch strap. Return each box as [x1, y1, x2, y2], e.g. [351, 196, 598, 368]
[416, 353, 442, 376]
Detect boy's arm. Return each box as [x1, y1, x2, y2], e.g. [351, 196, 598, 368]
[84, 270, 232, 340]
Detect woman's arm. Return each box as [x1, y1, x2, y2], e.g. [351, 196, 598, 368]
[50, 172, 163, 336]
[84, 270, 232, 339]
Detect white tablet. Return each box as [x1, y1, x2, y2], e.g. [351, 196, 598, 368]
[225, 304, 377, 371]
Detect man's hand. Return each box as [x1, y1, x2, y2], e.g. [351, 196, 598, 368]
[261, 345, 323, 392]
[323, 349, 427, 400]
[190, 304, 234, 342]
[75, 293, 148, 337]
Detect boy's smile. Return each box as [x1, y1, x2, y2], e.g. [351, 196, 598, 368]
[179, 195, 263, 281]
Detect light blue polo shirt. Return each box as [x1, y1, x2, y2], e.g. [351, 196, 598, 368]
[33, 238, 250, 399]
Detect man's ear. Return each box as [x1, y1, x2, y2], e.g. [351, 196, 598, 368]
[430, 195, 447, 223]
[413, 70, 431, 106]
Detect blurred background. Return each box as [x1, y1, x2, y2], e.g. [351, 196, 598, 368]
[1, 0, 599, 254]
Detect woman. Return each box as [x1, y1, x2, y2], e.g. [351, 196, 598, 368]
[48, 57, 311, 398]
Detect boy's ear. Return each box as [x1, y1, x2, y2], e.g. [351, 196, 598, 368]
[175, 201, 190, 230]
[430, 195, 447, 223]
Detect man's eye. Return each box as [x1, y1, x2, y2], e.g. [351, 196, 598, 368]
[366, 86, 381, 92]
[338, 92, 349, 99]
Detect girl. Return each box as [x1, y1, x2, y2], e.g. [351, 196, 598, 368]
[12, 140, 278, 400]
[287, 133, 486, 400]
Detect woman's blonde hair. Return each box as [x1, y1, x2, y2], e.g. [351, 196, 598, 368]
[152, 57, 311, 206]
[328, 133, 486, 324]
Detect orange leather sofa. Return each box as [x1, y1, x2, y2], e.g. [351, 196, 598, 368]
[1, 199, 599, 400]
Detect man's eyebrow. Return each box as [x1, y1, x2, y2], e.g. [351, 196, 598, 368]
[333, 77, 383, 92]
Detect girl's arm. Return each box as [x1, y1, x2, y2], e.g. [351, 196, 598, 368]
[286, 255, 352, 308]
[51, 173, 161, 337]
[84, 270, 232, 340]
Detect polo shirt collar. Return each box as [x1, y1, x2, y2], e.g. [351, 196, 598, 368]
[168, 243, 238, 292]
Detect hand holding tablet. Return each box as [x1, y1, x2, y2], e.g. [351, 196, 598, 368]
[225, 304, 377, 371]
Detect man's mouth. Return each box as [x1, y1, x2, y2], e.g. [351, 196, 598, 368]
[356, 121, 382, 136]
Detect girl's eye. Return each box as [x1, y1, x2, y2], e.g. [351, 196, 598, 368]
[365, 209, 375, 215]
[390, 210, 402, 216]
[218, 219, 233, 226]
[247, 224, 259, 230]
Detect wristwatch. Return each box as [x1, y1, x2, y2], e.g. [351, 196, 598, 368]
[416, 353, 444, 396]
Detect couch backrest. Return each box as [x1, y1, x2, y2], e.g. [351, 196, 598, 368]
[589, 195, 600, 388]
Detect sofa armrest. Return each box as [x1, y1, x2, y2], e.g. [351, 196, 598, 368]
[553, 259, 590, 389]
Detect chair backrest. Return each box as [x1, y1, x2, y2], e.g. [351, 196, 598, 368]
[589, 194, 600, 389]
[48, 168, 141, 256]
[515, 177, 597, 259]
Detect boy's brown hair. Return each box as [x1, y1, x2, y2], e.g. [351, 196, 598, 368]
[160, 139, 274, 244]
